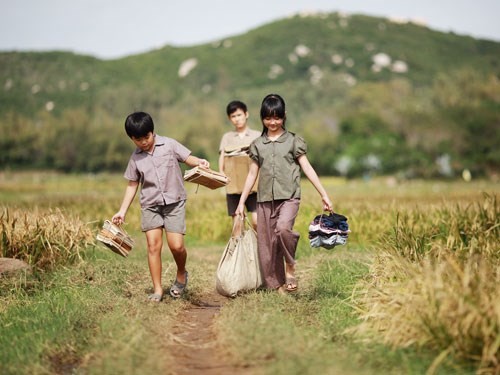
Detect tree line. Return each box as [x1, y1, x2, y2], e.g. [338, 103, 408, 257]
[1, 70, 498, 179]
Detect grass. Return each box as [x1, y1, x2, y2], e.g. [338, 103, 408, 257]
[0, 246, 185, 375]
[215, 251, 464, 375]
[0, 171, 498, 374]
[0, 207, 93, 270]
[350, 193, 499, 374]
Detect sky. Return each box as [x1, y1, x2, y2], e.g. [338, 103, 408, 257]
[2, 0, 499, 60]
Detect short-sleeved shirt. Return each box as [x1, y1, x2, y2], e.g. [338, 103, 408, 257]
[249, 130, 307, 203]
[124, 135, 191, 208]
[218, 128, 261, 154]
[219, 128, 261, 194]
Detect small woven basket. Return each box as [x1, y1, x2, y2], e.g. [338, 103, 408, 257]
[96, 220, 134, 257]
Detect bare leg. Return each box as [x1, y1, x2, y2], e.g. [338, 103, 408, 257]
[285, 262, 295, 278]
[166, 231, 187, 284]
[145, 228, 164, 296]
[285, 262, 298, 291]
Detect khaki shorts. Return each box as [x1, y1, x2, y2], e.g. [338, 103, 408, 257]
[141, 200, 186, 234]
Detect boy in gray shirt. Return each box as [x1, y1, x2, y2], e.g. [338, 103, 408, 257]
[112, 111, 209, 302]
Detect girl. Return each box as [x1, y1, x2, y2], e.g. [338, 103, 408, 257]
[235, 94, 333, 293]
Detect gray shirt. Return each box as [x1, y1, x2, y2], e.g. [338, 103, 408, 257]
[124, 135, 191, 208]
[249, 130, 307, 202]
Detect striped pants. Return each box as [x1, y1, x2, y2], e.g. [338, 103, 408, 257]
[256, 198, 300, 289]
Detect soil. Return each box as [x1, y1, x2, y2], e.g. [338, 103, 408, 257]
[166, 290, 255, 375]
[162, 245, 257, 375]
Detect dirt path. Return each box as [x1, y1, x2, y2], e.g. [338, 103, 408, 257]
[163, 246, 256, 375]
[165, 290, 253, 375]
[160, 246, 334, 375]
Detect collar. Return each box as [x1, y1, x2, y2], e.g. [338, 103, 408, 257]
[231, 128, 252, 137]
[262, 129, 290, 144]
[134, 134, 165, 154]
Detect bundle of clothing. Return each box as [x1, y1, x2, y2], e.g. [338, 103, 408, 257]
[309, 212, 350, 250]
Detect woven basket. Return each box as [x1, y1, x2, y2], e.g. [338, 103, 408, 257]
[96, 220, 134, 257]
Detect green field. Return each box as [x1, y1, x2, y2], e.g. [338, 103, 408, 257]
[0, 172, 498, 374]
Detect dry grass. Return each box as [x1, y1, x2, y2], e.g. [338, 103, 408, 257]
[350, 194, 499, 374]
[1, 172, 498, 373]
[0, 207, 94, 270]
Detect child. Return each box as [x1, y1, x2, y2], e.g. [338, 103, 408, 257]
[235, 94, 333, 293]
[218, 100, 260, 231]
[112, 111, 209, 302]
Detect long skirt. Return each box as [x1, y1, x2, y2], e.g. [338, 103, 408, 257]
[256, 198, 300, 289]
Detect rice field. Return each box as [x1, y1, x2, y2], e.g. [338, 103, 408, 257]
[0, 171, 498, 374]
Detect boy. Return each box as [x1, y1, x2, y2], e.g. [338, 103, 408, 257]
[112, 111, 209, 302]
[218, 100, 260, 231]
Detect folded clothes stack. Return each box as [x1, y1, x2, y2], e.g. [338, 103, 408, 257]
[308, 212, 350, 250]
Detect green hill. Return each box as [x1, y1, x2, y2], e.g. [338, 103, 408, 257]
[1, 12, 499, 177]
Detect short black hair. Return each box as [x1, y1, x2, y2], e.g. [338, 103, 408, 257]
[124, 112, 154, 138]
[260, 94, 286, 135]
[226, 100, 247, 116]
[260, 94, 286, 120]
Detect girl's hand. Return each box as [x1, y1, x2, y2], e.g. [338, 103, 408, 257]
[322, 196, 333, 212]
[234, 204, 245, 218]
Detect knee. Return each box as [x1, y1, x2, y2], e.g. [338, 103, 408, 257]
[147, 234, 161, 246]
[147, 241, 162, 255]
[169, 243, 185, 255]
[166, 233, 186, 256]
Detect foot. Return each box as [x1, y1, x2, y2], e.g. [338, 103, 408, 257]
[169, 271, 188, 299]
[148, 293, 163, 303]
[285, 276, 298, 292]
[285, 263, 297, 292]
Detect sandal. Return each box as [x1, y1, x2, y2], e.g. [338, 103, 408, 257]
[285, 276, 298, 292]
[169, 271, 188, 299]
[148, 293, 163, 303]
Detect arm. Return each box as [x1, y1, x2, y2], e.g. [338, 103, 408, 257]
[234, 161, 259, 217]
[298, 154, 333, 212]
[112, 180, 139, 225]
[218, 151, 225, 174]
[184, 155, 210, 169]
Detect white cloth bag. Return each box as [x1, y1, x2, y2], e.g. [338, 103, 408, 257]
[216, 218, 262, 297]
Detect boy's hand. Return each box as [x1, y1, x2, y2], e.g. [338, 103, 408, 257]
[198, 159, 210, 169]
[112, 212, 125, 226]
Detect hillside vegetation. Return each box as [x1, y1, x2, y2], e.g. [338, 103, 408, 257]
[1, 12, 499, 177]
